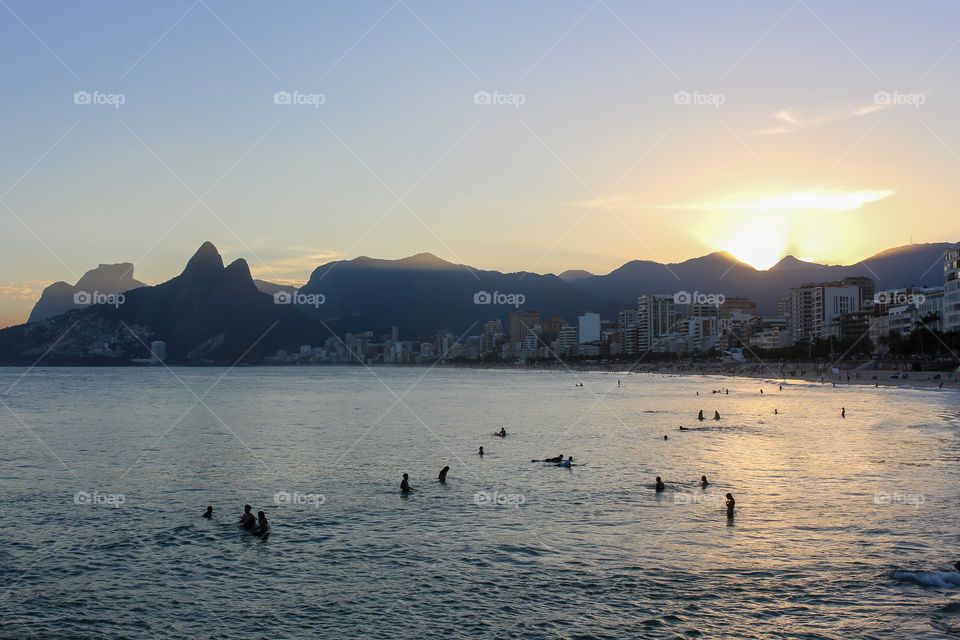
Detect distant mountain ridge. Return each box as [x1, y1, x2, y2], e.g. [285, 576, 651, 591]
[28, 263, 145, 322]
[6, 241, 954, 364]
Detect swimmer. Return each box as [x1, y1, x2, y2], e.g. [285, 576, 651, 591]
[254, 511, 269, 536]
[497, 428, 507, 437]
[679, 425, 688, 430]
[202, 506, 213, 519]
[779, 384, 782, 391]
[774, 408, 778, 415]
[655, 477, 665, 492]
[955, 560, 960, 572]
[698, 410, 704, 421]
[841, 407, 845, 418]
[438, 466, 449, 483]
[401, 473, 412, 493]
[664, 435, 668, 440]
[240, 504, 256, 529]
[760, 388, 763, 394]
[725, 493, 735, 517]
[714, 410, 720, 420]
[700, 475, 709, 487]
[478, 446, 484, 456]
[557, 456, 573, 468]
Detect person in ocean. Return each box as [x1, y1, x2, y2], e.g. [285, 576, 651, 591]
[478, 446, 484, 456]
[700, 475, 709, 487]
[698, 410, 704, 421]
[841, 407, 846, 418]
[401, 473, 412, 493]
[254, 511, 269, 537]
[438, 466, 449, 483]
[679, 425, 687, 430]
[655, 477, 665, 492]
[202, 506, 213, 519]
[774, 408, 778, 415]
[557, 456, 573, 468]
[725, 493, 736, 517]
[714, 410, 720, 420]
[240, 504, 256, 529]
[496, 428, 506, 437]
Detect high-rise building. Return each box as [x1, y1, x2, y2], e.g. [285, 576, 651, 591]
[789, 277, 873, 341]
[617, 309, 640, 355]
[509, 310, 541, 352]
[480, 319, 503, 353]
[578, 312, 601, 344]
[945, 242, 960, 332]
[637, 295, 676, 351]
[556, 326, 580, 356]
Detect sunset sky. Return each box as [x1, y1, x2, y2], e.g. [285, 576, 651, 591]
[2, 1, 959, 327]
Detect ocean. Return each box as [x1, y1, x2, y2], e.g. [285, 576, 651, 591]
[1, 366, 959, 639]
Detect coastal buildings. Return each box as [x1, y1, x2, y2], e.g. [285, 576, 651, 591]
[509, 310, 540, 354]
[789, 278, 873, 342]
[578, 312, 601, 344]
[945, 242, 960, 333]
[637, 295, 675, 352]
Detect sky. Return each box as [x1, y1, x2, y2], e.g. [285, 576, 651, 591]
[1, 0, 959, 327]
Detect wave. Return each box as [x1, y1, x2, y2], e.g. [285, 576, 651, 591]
[893, 570, 960, 588]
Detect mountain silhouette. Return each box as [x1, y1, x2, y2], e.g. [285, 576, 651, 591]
[0, 243, 320, 365]
[28, 263, 145, 322]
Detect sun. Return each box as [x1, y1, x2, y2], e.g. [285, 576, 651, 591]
[721, 216, 788, 270]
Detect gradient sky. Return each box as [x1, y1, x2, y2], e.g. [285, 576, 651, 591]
[2, 1, 959, 327]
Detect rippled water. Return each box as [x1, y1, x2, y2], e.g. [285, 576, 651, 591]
[1, 366, 960, 639]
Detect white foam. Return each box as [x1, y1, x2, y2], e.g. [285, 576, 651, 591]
[893, 570, 960, 588]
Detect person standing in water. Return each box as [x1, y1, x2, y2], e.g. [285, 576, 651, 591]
[254, 511, 269, 537]
[240, 504, 256, 529]
[655, 477, 665, 492]
[438, 466, 449, 483]
[714, 410, 720, 420]
[202, 506, 213, 519]
[700, 476, 709, 487]
[478, 446, 484, 456]
[725, 493, 736, 518]
[401, 473, 412, 493]
[698, 410, 704, 421]
[841, 407, 846, 418]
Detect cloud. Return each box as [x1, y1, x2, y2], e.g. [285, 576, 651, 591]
[754, 102, 893, 135]
[246, 246, 343, 283]
[685, 190, 895, 212]
[0, 282, 53, 301]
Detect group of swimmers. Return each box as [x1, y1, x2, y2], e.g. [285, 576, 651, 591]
[653, 476, 735, 517]
[697, 410, 721, 421]
[200, 504, 269, 537]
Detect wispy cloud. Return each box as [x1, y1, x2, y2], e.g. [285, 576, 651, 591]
[754, 102, 892, 135]
[565, 190, 895, 212]
[246, 246, 342, 284]
[0, 282, 53, 301]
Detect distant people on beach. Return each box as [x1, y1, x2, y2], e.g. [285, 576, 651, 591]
[438, 466, 449, 483]
[202, 506, 213, 519]
[240, 504, 256, 529]
[725, 493, 735, 517]
[401, 473, 412, 493]
[655, 477, 665, 492]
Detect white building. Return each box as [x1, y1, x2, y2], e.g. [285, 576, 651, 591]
[637, 295, 676, 352]
[578, 312, 601, 344]
[945, 242, 960, 332]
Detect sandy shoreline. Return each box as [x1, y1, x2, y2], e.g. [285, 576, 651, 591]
[632, 365, 960, 390]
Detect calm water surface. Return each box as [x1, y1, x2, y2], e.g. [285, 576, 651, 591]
[1, 367, 960, 639]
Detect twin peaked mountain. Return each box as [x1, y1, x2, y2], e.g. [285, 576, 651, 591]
[0, 241, 950, 365]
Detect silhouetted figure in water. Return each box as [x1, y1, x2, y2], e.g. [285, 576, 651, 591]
[725, 493, 736, 518]
[779, 384, 782, 391]
[679, 425, 687, 431]
[841, 407, 846, 418]
[254, 511, 269, 537]
[401, 473, 411, 493]
[714, 410, 720, 420]
[954, 560, 960, 572]
[698, 410, 704, 421]
[726, 389, 729, 395]
[760, 388, 763, 394]
[774, 409, 778, 415]
[557, 456, 573, 468]
[202, 506, 213, 519]
[664, 435, 668, 440]
[700, 476, 709, 487]
[438, 466, 449, 483]
[496, 428, 507, 437]
[655, 477, 665, 492]
[478, 446, 484, 456]
[240, 504, 256, 529]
